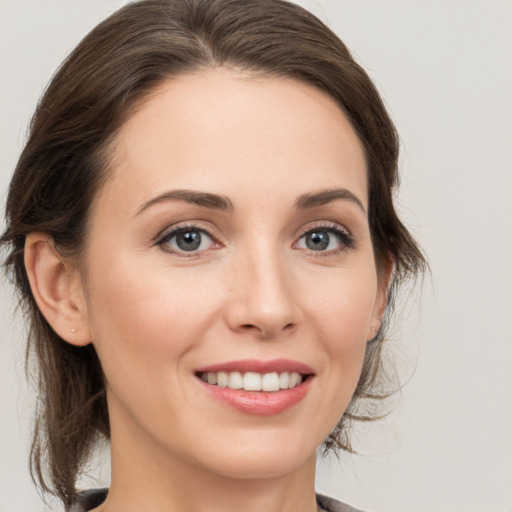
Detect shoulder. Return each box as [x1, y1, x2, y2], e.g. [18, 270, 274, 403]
[317, 493, 369, 512]
[67, 488, 108, 512]
[68, 489, 367, 512]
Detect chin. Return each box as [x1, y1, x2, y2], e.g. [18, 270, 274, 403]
[189, 431, 318, 480]
[206, 453, 312, 481]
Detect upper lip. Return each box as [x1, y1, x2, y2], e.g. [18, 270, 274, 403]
[195, 358, 314, 375]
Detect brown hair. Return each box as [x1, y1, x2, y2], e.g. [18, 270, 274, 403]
[1, 0, 426, 506]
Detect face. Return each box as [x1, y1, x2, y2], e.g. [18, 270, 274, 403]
[79, 69, 387, 480]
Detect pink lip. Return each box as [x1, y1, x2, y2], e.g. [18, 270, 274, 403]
[195, 358, 314, 375]
[200, 380, 312, 416]
[195, 359, 315, 416]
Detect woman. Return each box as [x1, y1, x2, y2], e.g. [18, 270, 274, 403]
[1, 1, 425, 511]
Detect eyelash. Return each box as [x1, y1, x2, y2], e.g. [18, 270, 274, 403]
[295, 222, 355, 256]
[155, 223, 220, 257]
[155, 222, 355, 257]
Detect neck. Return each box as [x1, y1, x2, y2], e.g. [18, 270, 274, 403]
[99, 412, 320, 512]
[103, 450, 319, 512]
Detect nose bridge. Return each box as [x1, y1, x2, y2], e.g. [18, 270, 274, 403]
[227, 236, 298, 338]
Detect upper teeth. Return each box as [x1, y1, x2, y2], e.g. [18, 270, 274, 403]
[199, 371, 303, 392]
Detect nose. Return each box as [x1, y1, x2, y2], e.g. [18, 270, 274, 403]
[224, 246, 301, 339]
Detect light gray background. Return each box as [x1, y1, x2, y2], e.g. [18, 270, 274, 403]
[1, 1, 511, 511]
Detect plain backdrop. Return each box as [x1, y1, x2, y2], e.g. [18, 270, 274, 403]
[1, 1, 511, 511]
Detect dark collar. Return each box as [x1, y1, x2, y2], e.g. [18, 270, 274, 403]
[68, 488, 366, 512]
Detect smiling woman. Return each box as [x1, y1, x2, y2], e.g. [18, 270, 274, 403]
[0, 1, 425, 512]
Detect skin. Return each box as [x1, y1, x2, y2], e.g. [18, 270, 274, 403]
[25, 68, 389, 512]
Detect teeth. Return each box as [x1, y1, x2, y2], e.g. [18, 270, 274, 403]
[243, 372, 262, 391]
[199, 371, 304, 392]
[279, 371, 290, 389]
[288, 371, 301, 388]
[228, 371, 243, 389]
[261, 372, 280, 391]
[217, 371, 228, 388]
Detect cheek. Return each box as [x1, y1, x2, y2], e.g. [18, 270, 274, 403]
[307, 264, 378, 388]
[84, 262, 227, 437]
[288, 265, 378, 444]
[84, 252, 220, 383]
[311, 265, 378, 343]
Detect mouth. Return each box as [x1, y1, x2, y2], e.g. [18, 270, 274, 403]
[196, 370, 310, 392]
[194, 359, 315, 415]
[196, 372, 312, 393]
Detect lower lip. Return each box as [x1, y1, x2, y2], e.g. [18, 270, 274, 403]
[199, 377, 313, 416]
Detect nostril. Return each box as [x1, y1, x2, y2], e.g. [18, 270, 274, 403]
[238, 322, 295, 338]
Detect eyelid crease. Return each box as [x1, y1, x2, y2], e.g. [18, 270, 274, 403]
[296, 220, 350, 236]
[154, 219, 217, 241]
[153, 220, 356, 257]
[295, 221, 356, 253]
[154, 222, 222, 255]
[297, 220, 352, 239]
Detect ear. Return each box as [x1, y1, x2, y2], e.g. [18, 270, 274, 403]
[368, 256, 394, 340]
[24, 233, 91, 346]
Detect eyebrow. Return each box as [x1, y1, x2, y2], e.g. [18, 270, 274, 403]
[136, 187, 365, 216]
[295, 188, 366, 213]
[136, 189, 234, 215]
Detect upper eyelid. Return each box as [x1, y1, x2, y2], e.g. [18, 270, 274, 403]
[153, 219, 353, 249]
[155, 221, 220, 244]
[296, 220, 351, 238]
[295, 222, 356, 251]
[155, 224, 220, 257]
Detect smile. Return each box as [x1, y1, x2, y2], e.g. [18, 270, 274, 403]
[195, 359, 314, 415]
[198, 371, 304, 392]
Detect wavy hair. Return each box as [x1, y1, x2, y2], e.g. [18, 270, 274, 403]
[1, 0, 426, 506]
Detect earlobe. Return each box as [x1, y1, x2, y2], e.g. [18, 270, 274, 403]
[24, 233, 91, 346]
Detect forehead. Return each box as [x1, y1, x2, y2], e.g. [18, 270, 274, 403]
[103, 68, 368, 210]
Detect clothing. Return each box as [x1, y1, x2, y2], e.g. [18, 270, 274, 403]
[317, 494, 366, 512]
[68, 488, 366, 512]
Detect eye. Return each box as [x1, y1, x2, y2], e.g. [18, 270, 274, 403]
[157, 226, 216, 254]
[296, 226, 354, 253]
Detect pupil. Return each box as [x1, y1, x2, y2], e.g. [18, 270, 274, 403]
[307, 231, 329, 251]
[177, 230, 201, 251]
